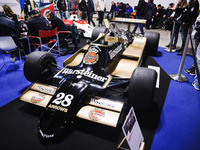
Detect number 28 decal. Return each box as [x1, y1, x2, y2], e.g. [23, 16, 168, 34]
[52, 92, 74, 107]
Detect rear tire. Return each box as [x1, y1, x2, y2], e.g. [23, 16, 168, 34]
[144, 31, 160, 56]
[24, 51, 57, 83]
[92, 26, 109, 41]
[127, 67, 157, 111]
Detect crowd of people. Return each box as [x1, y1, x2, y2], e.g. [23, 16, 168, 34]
[0, 0, 200, 91]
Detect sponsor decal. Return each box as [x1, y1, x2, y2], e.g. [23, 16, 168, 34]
[35, 85, 56, 94]
[31, 94, 45, 103]
[90, 98, 115, 109]
[109, 44, 123, 59]
[83, 46, 100, 65]
[84, 52, 99, 64]
[89, 108, 105, 121]
[61, 68, 108, 82]
[48, 104, 68, 113]
[48, 93, 73, 112]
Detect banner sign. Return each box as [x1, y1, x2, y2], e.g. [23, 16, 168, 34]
[40, 3, 54, 17]
[40, 0, 53, 7]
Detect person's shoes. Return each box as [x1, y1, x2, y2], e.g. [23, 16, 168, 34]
[184, 67, 195, 76]
[177, 51, 183, 55]
[176, 48, 182, 52]
[171, 45, 176, 49]
[165, 44, 170, 47]
[10, 57, 15, 62]
[192, 82, 200, 91]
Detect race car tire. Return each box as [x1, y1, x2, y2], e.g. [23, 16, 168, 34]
[92, 26, 109, 41]
[144, 31, 160, 56]
[128, 67, 157, 111]
[23, 51, 57, 83]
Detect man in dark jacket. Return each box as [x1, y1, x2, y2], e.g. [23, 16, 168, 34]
[177, 0, 199, 55]
[132, 0, 146, 35]
[57, 0, 67, 19]
[45, 10, 70, 49]
[118, 2, 126, 17]
[79, 0, 87, 20]
[145, 0, 154, 29]
[27, 9, 50, 52]
[0, 6, 22, 62]
[87, 0, 96, 27]
[106, 1, 116, 20]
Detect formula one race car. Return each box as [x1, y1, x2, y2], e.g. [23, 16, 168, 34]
[62, 14, 94, 38]
[20, 24, 160, 139]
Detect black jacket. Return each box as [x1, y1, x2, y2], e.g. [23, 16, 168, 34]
[79, 0, 87, 11]
[135, 0, 146, 17]
[28, 16, 49, 36]
[180, 0, 199, 24]
[0, 12, 20, 38]
[87, 0, 95, 13]
[110, 3, 116, 12]
[50, 16, 67, 31]
[57, 0, 67, 12]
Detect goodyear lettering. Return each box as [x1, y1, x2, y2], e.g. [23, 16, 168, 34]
[61, 68, 108, 82]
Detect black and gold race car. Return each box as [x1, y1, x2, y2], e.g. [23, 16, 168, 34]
[20, 22, 160, 139]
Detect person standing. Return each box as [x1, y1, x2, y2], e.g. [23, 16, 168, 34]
[132, 0, 146, 35]
[165, 0, 187, 49]
[87, 0, 96, 27]
[106, 1, 116, 20]
[57, 0, 67, 19]
[145, 0, 154, 29]
[68, 0, 78, 12]
[79, 0, 88, 20]
[177, 0, 199, 55]
[192, 15, 200, 91]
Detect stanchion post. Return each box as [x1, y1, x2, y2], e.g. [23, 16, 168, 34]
[170, 26, 193, 82]
[165, 21, 176, 53]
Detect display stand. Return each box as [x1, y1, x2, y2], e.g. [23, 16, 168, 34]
[170, 26, 193, 82]
[165, 21, 176, 53]
[117, 137, 145, 150]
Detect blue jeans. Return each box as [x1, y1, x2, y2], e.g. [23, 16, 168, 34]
[195, 43, 200, 87]
[172, 22, 181, 46]
[180, 23, 192, 50]
[133, 16, 144, 35]
[60, 11, 67, 19]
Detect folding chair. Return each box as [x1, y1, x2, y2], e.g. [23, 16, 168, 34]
[29, 27, 61, 55]
[0, 36, 24, 70]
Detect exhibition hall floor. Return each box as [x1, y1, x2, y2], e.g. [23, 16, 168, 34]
[0, 27, 199, 150]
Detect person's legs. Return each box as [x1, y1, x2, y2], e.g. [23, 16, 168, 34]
[98, 11, 104, 26]
[173, 22, 181, 46]
[90, 12, 96, 26]
[193, 42, 200, 90]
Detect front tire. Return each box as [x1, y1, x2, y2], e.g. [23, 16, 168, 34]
[127, 67, 157, 111]
[144, 31, 160, 56]
[24, 51, 57, 83]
